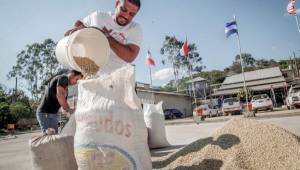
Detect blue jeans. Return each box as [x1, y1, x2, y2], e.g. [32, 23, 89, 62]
[36, 112, 58, 134]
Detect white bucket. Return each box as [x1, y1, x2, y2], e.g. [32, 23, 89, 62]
[55, 28, 110, 73]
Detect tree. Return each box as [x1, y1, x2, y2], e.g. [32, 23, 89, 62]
[160, 36, 204, 90]
[161, 80, 177, 91]
[0, 102, 10, 129]
[237, 88, 254, 102]
[235, 53, 256, 67]
[9, 102, 32, 121]
[255, 59, 278, 69]
[225, 53, 256, 74]
[195, 70, 227, 84]
[0, 84, 8, 103]
[7, 39, 63, 101]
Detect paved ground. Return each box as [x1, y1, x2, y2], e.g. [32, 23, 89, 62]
[0, 114, 300, 170]
[165, 107, 300, 125]
[165, 116, 300, 146]
[0, 131, 41, 170]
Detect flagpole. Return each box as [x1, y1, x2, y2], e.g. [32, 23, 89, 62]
[147, 51, 155, 104]
[172, 57, 179, 92]
[149, 65, 155, 104]
[148, 65, 153, 86]
[234, 15, 249, 115]
[184, 34, 198, 110]
[187, 56, 198, 108]
[295, 15, 300, 33]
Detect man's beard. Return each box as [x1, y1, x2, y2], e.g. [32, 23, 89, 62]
[116, 16, 129, 26]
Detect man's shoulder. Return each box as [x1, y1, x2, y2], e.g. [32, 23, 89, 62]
[128, 21, 142, 32]
[89, 10, 112, 19]
[56, 75, 68, 87]
[58, 75, 68, 82]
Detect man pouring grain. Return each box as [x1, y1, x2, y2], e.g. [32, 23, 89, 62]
[65, 0, 142, 73]
[36, 70, 83, 134]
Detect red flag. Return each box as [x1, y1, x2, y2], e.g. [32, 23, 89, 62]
[146, 50, 155, 66]
[180, 38, 189, 57]
[287, 0, 297, 16]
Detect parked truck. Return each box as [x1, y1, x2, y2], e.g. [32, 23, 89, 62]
[286, 85, 300, 109]
[222, 97, 242, 116]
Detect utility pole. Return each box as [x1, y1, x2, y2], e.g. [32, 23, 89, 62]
[13, 77, 18, 102]
[294, 51, 299, 78]
[290, 56, 296, 80]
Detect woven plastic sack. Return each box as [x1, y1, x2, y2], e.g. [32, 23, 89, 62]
[61, 114, 76, 136]
[29, 135, 77, 170]
[74, 65, 152, 170]
[143, 101, 170, 149]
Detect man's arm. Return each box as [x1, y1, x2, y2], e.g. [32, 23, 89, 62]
[56, 86, 70, 112]
[101, 27, 140, 63]
[65, 20, 140, 62]
[107, 36, 140, 63]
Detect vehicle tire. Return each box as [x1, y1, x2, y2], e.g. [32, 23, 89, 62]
[172, 114, 175, 119]
[253, 109, 257, 114]
[287, 106, 290, 110]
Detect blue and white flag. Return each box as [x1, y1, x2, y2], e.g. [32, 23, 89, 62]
[225, 21, 238, 38]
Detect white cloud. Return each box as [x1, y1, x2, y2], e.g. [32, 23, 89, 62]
[152, 68, 174, 80]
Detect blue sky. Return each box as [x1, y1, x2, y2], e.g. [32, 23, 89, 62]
[0, 0, 300, 90]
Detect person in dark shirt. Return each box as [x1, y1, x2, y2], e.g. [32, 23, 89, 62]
[36, 70, 83, 134]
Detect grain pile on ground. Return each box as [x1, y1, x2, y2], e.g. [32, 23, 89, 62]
[153, 118, 300, 170]
[73, 56, 99, 76]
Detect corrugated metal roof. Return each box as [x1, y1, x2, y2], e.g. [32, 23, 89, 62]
[223, 67, 282, 85]
[212, 82, 286, 96]
[186, 76, 206, 83]
[219, 77, 286, 90]
[212, 67, 287, 96]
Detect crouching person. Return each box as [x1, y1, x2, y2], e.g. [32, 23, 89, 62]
[36, 70, 83, 134]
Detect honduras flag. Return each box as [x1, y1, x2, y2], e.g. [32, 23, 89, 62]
[225, 21, 238, 38]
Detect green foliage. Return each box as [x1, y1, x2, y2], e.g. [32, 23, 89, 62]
[225, 53, 256, 74]
[161, 80, 177, 91]
[160, 51, 299, 95]
[0, 102, 10, 128]
[0, 84, 35, 129]
[237, 88, 254, 101]
[195, 70, 227, 84]
[7, 39, 63, 101]
[255, 59, 278, 69]
[0, 102, 10, 117]
[235, 53, 256, 67]
[160, 36, 204, 90]
[9, 102, 32, 121]
[0, 85, 7, 103]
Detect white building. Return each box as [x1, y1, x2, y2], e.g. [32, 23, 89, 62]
[136, 83, 193, 117]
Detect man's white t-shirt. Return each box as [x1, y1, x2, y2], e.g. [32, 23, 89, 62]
[81, 11, 143, 74]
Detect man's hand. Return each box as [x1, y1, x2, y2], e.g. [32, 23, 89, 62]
[99, 27, 113, 38]
[62, 108, 75, 118]
[64, 20, 87, 37]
